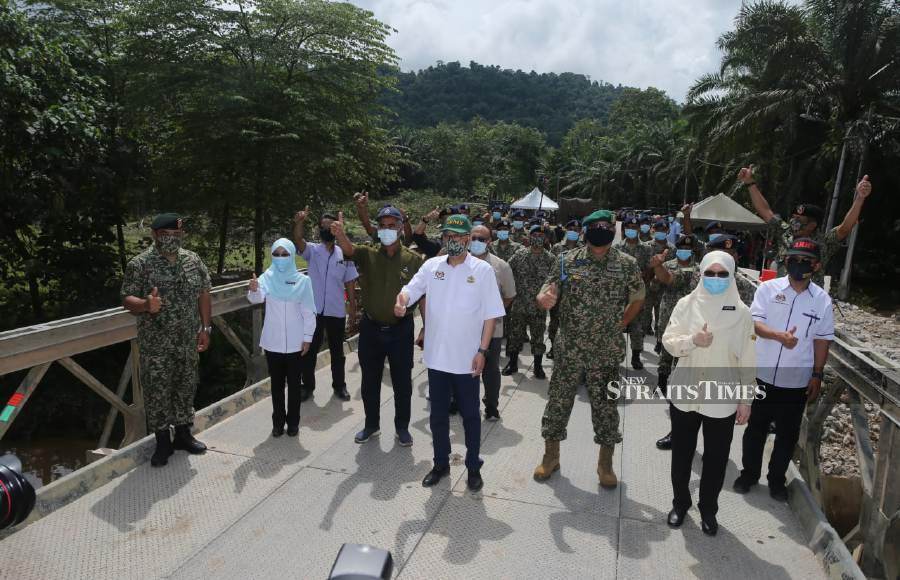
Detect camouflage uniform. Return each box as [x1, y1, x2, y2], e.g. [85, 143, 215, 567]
[615, 239, 654, 352]
[768, 217, 840, 286]
[548, 240, 583, 345]
[491, 239, 524, 263]
[657, 259, 699, 380]
[507, 248, 555, 357]
[642, 240, 674, 341]
[540, 246, 645, 445]
[121, 246, 211, 432]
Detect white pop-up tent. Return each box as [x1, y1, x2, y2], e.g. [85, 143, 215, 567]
[689, 193, 767, 230]
[510, 187, 559, 211]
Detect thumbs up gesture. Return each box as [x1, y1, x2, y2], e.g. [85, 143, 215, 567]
[693, 322, 714, 347]
[249, 273, 259, 292]
[780, 326, 799, 349]
[146, 287, 161, 314]
[856, 175, 872, 199]
[294, 205, 310, 223]
[537, 282, 559, 310]
[737, 165, 755, 184]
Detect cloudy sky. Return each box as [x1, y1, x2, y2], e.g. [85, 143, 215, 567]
[349, 0, 754, 102]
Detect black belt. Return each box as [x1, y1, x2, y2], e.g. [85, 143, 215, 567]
[363, 312, 411, 330]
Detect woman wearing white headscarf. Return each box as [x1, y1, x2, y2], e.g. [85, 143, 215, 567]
[662, 250, 756, 536]
[248, 238, 316, 437]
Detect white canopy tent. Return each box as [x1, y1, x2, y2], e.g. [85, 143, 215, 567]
[689, 193, 767, 231]
[510, 187, 559, 211]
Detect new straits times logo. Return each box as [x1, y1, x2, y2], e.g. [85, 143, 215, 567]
[607, 376, 767, 402]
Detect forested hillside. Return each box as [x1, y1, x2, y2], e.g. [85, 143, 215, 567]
[381, 61, 626, 145]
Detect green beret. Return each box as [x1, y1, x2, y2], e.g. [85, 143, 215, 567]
[151, 213, 183, 230]
[442, 214, 471, 234]
[582, 210, 615, 226]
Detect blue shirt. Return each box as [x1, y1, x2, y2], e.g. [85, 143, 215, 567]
[667, 220, 683, 245]
[301, 242, 359, 317]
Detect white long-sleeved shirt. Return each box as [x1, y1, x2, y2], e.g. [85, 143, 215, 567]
[247, 289, 316, 354]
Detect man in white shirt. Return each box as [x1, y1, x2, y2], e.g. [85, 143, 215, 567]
[734, 238, 834, 502]
[395, 215, 506, 492]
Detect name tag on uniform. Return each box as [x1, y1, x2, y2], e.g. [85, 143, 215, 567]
[722, 305, 735, 311]
[466, 275, 475, 284]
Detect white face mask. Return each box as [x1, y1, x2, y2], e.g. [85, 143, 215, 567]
[377, 228, 399, 245]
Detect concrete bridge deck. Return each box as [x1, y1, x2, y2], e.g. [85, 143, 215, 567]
[0, 338, 824, 579]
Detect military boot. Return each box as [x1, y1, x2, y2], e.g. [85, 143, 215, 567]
[597, 445, 618, 489]
[173, 424, 207, 454]
[150, 429, 173, 467]
[502, 351, 519, 376]
[533, 440, 560, 481]
[533, 355, 546, 379]
[631, 350, 644, 371]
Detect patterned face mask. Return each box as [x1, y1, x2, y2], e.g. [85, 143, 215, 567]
[156, 233, 183, 254]
[443, 237, 467, 256]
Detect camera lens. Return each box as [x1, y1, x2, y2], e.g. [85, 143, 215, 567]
[0, 456, 36, 530]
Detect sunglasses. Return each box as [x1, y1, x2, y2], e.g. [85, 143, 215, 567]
[703, 270, 730, 278]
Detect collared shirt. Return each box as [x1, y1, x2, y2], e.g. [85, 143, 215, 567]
[478, 252, 516, 338]
[667, 220, 683, 245]
[402, 254, 506, 374]
[301, 242, 359, 317]
[247, 289, 317, 353]
[352, 243, 423, 324]
[751, 276, 835, 388]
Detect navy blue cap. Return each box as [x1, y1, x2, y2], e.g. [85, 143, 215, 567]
[511, 209, 526, 218]
[151, 213, 183, 230]
[376, 205, 403, 221]
[638, 213, 652, 223]
[675, 234, 696, 247]
[653, 220, 668, 229]
[495, 219, 512, 229]
[705, 221, 723, 232]
[528, 223, 544, 234]
[707, 233, 738, 250]
[566, 219, 581, 228]
[622, 215, 639, 226]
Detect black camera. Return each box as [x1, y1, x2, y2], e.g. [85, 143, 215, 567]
[328, 543, 392, 580]
[0, 454, 36, 530]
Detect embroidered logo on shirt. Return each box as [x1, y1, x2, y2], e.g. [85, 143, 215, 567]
[434, 271, 445, 280]
[774, 293, 786, 303]
[466, 275, 475, 284]
[722, 305, 735, 311]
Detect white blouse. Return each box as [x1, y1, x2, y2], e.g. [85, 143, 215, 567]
[662, 298, 758, 418]
[247, 289, 316, 354]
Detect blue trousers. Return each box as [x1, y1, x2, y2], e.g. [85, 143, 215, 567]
[428, 369, 482, 470]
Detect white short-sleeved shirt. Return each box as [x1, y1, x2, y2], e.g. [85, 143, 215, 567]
[751, 276, 835, 388]
[402, 254, 506, 374]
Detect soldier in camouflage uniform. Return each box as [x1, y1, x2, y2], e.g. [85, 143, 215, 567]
[637, 213, 653, 243]
[643, 220, 675, 348]
[532, 210, 645, 489]
[491, 219, 524, 262]
[503, 224, 556, 379]
[510, 209, 529, 244]
[547, 219, 583, 358]
[121, 213, 212, 467]
[615, 215, 654, 370]
[738, 166, 873, 287]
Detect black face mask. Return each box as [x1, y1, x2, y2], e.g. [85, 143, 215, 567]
[585, 227, 615, 247]
[320, 228, 335, 242]
[786, 259, 814, 281]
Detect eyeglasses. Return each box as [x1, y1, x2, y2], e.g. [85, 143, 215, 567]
[703, 270, 730, 278]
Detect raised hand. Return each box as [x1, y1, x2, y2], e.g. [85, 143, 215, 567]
[294, 205, 310, 223]
[649, 252, 666, 268]
[147, 287, 161, 314]
[537, 282, 558, 310]
[394, 292, 409, 318]
[693, 322, 714, 347]
[353, 191, 369, 208]
[424, 208, 441, 223]
[330, 211, 345, 237]
[680, 203, 692, 216]
[249, 273, 259, 292]
[856, 175, 872, 199]
[737, 165, 755, 184]
[780, 326, 798, 349]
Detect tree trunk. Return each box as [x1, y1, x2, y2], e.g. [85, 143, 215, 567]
[217, 202, 230, 277]
[116, 222, 127, 273]
[253, 157, 265, 275]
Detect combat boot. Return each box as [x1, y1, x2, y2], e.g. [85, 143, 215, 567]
[150, 429, 173, 467]
[502, 351, 519, 376]
[597, 445, 618, 489]
[631, 350, 644, 371]
[533, 440, 560, 481]
[533, 355, 546, 379]
[173, 424, 207, 454]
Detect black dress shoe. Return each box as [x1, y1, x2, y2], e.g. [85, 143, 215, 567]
[334, 387, 351, 401]
[701, 517, 718, 536]
[286, 427, 299, 437]
[732, 475, 757, 494]
[467, 469, 484, 492]
[271, 427, 285, 437]
[422, 465, 451, 487]
[300, 389, 313, 402]
[655, 432, 672, 450]
[533, 355, 546, 379]
[769, 486, 789, 502]
[667, 507, 688, 528]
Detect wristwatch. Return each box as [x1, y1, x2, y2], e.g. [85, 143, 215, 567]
[200, 325, 213, 334]
[811, 371, 824, 380]
[477, 347, 489, 356]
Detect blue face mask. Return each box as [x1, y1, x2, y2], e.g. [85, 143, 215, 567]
[496, 230, 510, 241]
[468, 240, 488, 255]
[565, 230, 579, 242]
[624, 228, 638, 239]
[708, 233, 722, 243]
[472, 220, 484, 227]
[703, 277, 730, 295]
[668, 216, 674, 223]
[492, 211, 502, 220]
[272, 256, 293, 273]
[512, 220, 524, 230]
[377, 228, 399, 246]
[640, 224, 651, 234]
[653, 231, 668, 241]
[675, 249, 693, 262]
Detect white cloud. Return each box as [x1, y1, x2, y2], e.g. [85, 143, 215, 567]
[349, 0, 750, 102]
